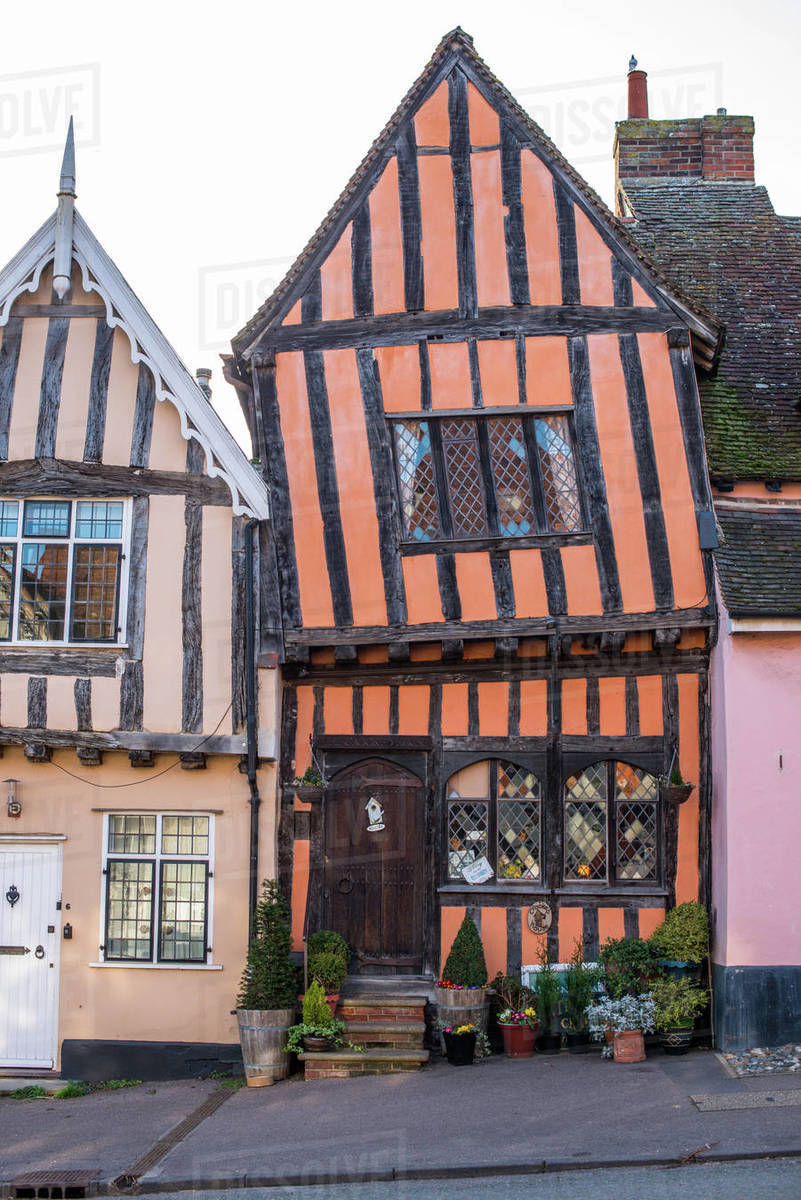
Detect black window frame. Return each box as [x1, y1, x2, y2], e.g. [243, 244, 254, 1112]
[562, 759, 662, 890]
[445, 758, 544, 887]
[157, 859, 210, 964]
[390, 408, 587, 552]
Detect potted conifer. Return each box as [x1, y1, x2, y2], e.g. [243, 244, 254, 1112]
[563, 940, 600, 1053]
[532, 948, 562, 1053]
[236, 880, 298, 1087]
[435, 915, 489, 1032]
[650, 901, 709, 981]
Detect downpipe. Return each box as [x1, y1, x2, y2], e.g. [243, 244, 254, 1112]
[244, 518, 261, 935]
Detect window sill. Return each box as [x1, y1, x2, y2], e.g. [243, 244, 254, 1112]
[0, 643, 128, 651]
[400, 532, 592, 556]
[89, 962, 222, 970]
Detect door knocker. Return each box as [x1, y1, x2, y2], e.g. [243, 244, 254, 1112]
[5, 883, 19, 907]
[337, 876, 354, 895]
[34, 944, 45, 959]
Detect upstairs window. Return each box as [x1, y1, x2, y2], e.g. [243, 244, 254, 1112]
[0, 498, 127, 645]
[392, 412, 582, 544]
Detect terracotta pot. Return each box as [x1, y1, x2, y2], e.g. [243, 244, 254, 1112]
[613, 1029, 646, 1063]
[325, 992, 340, 1016]
[499, 1021, 538, 1058]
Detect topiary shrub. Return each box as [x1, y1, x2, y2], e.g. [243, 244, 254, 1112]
[237, 880, 297, 1011]
[301, 979, 334, 1027]
[307, 930, 350, 964]
[650, 902, 709, 964]
[441, 915, 488, 987]
[309, 950, 348, 994]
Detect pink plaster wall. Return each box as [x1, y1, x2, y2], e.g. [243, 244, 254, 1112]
[711, 597, 801, 966]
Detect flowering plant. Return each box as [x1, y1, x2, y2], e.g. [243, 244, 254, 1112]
[585, 993, 656, 1039]
[436, 978, 484, 990]
[442, 1022, 477, 1035]
[497, 1006, 538, 1028]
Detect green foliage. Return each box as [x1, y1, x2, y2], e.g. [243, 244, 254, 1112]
[669, 762, 686, 785]
[302, 979, 334, 1026]
[599, 936, 663, 999]
[532, 947, 561, 1029]
[285, 1017, 363, 1055]
[218, 1078, 246, 1090]
[237, 880, 298, 1011]
[10, 1085, 47, 1099]
[442, 915, 488, 987]
[563, 940, 601, 1032]
[307, 929, 350, 964]
[650, 902, 709, 965]
[309, 949, 348, 993]
[54, 1081, 90, 1099]
[490, 971, 535, 1013]
[652, 976, 709, 1031]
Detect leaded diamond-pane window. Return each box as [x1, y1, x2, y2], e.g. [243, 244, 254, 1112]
[564, 761, 659, 886]
[498, 800, 541, 880]
[391, 412, 583, 545]
[447, 800, 489, 879]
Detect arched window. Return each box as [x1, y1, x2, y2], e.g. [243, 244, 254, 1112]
[446, 760, 542, 883]
[563, 761, 658, 885]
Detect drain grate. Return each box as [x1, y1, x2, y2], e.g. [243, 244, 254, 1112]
[10, 1169, 99, 1199]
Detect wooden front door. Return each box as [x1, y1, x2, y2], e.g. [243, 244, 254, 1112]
[324, 760, 424, 973]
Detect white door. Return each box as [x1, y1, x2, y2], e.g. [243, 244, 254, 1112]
[0, 841, 62, 1068]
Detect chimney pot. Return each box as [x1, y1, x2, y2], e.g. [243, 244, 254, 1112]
[627, 60, 649, 119]
[717, 107, 727, 116]
[195, 367, 212, 400]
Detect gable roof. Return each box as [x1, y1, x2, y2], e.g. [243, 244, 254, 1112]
[621, 181, 801, 482]
[233, 28, 721, 360]
[0, 210, 270, 518]
[716, 507, 801, 617]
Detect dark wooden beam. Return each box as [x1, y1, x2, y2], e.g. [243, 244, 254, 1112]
[0, 316, 22, 460]
[119, 495, 148, 731]
[83, 320, 114, 462]
[448, 67, 478, 319]
[182, 440, 204, 734]
[130, 363, 156, 468]
[500, 120, 529, 306]
[35, 317, 69, 458]
[315, 734, 433, 751]
[15, 304, 107, 317]
[0, 459, 230, 504]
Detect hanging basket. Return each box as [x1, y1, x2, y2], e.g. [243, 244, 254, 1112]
[660, 783, 694, 806]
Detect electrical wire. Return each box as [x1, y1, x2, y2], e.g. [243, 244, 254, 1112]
[43, 701, 235, 789]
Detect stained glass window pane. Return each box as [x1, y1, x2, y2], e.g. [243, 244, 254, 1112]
[447, 800, 489, 879]
[70, 545, 120, 641]
[441, 418, 488, 537]
[498, 800, 541, 880]
[75, 501, 124, 539]
[0, 501, 18, 537]
[159, 861, 207, 961]
[497, 762, 540, 800]
[392, 420, 441, 541]
[564, 800, 607, 881]
[535, 416, 582, 533]
[0, 544, 15, 639]
[18, 543, 68, 640]
[22, 500, 71, 537]
[616, 800, 658, 880]
[108, 814, 156, 855]
[105, 860, 154, 960]
[566, 762, 607, 801]
[488, 417, 537, 537]
[615, 761, 657, 800]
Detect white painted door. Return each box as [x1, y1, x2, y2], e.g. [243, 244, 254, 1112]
[0, 841, 62, 1068]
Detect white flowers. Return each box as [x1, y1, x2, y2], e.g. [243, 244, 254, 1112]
[585, 993, 657, 1037]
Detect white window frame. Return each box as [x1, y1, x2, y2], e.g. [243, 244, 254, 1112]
[98, 812, 216, 969]
[0, 496, 131, 647]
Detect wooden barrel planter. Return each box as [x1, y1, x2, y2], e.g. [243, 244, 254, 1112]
[237, 1008, 295, 1087]
[435, 986, 489, 1033]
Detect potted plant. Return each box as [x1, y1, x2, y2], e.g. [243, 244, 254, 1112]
[285, 980, 348, 1053]
[497, 1005, 539, 1058]
[563, 940, 600, 1053]
[652, 976, 709, 1054]
[307, 950, 348, 1015]
[659, 759, 693, 806]
[442, 1022, 478, 1066]
[236, 880, 299, 1087]
[436, 915, 489, 1032]
[286, 763, 327, 802]
[307, 929, 350, 963]
[649, 901, 709, 980]
[586, 993, 656, 1063]
[532, 948, 562, 1053]
[598, 936, 663, 998]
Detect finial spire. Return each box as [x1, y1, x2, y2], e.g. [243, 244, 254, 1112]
[53, 117, 76, 300]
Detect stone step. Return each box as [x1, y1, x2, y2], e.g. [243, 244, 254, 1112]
[344, 1020, 426, 1049]
[338, 995, 427, 1023]
[298, 1047, 429, 1080]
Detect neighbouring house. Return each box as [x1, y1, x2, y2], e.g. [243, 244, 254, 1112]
[616, 69, 801, 1049]
[230, 30, 723, 1005]
[0, 125, 277, 1080]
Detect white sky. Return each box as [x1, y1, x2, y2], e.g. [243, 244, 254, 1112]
[1, 0, 798, 451]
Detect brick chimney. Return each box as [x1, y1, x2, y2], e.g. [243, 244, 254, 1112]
[614, 63, 755, 208]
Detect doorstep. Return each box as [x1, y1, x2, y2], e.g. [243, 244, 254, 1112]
[297, 1047, 429, 1079]
[0, 1075, 62, 1094]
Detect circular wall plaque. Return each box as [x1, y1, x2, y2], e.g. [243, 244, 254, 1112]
[526, 901, 552, 934]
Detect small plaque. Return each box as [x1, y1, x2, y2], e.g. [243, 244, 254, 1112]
[462, 856, 494, 885]
[527, 901, 552, 933]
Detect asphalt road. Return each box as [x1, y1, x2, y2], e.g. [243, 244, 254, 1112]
[134, 1156, 801, 1200]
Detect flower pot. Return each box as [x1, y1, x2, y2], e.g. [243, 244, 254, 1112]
[237, 1007, 295, 1087]
[499, 1021, 538, 1058]
[536, 1031, 562, 1054]
[435, 987, 489, 1034]
[660, 783, 693, 805]
[302, 1035, 334, 1052]
[565, 1030, 592, 1054]
[661, 1026, 694, 1055]
[443, 1031, 477, 1066]
[613, 1029, 646, 1063]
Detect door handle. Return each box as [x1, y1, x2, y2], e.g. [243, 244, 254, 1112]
[0, 945, 30, 955]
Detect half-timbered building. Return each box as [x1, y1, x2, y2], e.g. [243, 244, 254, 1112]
[0, 127, 275, 1079]
[231, 31, 722, 989]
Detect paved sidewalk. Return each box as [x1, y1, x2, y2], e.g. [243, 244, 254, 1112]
[2, 1050, 801, 1192]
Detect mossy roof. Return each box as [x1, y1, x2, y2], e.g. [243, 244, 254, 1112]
[622, 182, 801, 482]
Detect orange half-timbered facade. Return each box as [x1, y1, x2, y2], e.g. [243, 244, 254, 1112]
[232, 30, 722, 981]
